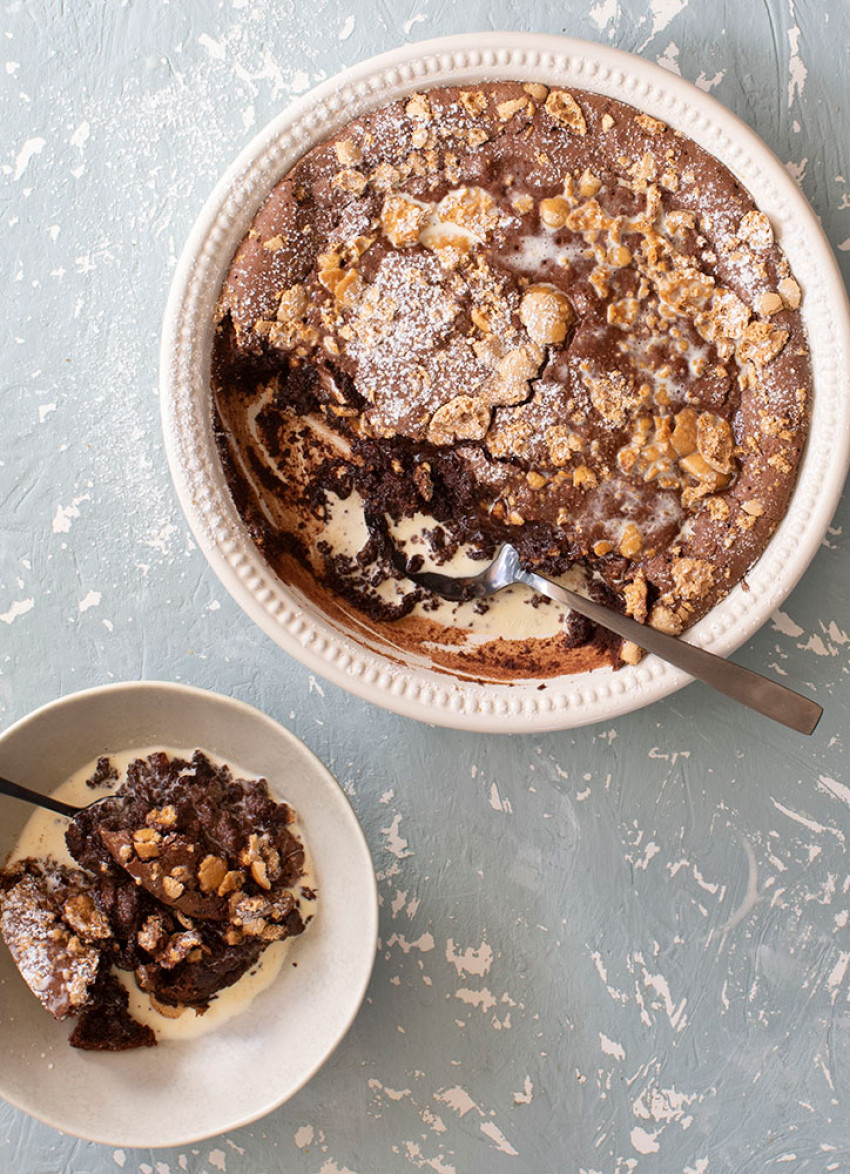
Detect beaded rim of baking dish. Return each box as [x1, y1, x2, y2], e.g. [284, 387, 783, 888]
[160, 33, 850, 732]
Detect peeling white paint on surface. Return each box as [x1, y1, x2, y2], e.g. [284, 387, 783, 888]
[78, 590, 101, 612]
[788, 24, 807, 106]
[455, 986, 497, 1012]
[637, 957, 687, 1031]
[0, 597, 34, 624]
[818, 775, 850, 810]
[382, 812, 412, 858]
[208, 1150, 226, 1172]
[489, 781, 513, 813]
[695, 71, 725, 91]
[434, 1086, 479, 1118]
[293, 1124, 314, 1148]
[656, 42, 680, 74]
[772, 798, 844, 841]
[826, 952, 850, 1000]
[386, 931, 435, 954]
[446, 938, 493, 977]
[70, 121, 90, 153]
[589, 0, 619, 31]
[52, 493, 91, 533]
[479, 1120, 518, 1156]
[14, 136, 45, 181]
[630, 1125, 660, 1154]
[772, 609, 805, 637]
[638, 0, 688, 48]
[599, 1032, 626, 1060]
[112, 1153, 125, 1169]
[317, 1160, 359, 1174]
[339, 14, 355, 39]
[513, 1076, 533, 1104]
[401, 1141, 455, 1174]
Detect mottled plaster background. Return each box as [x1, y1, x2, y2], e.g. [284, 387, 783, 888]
[2, 0, 850, 1171]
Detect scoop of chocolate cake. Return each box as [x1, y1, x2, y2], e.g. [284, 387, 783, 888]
[0, 749, 311, 1051]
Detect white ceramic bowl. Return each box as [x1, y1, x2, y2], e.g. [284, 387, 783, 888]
[160, 32, 850, 732]
[0, 683, 378, 1147]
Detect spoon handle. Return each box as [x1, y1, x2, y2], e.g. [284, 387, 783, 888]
[521, 570, 822, 735]
[0, 775, 81, 819]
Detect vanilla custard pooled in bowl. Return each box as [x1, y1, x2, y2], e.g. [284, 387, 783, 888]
[212, 81, 809, 680]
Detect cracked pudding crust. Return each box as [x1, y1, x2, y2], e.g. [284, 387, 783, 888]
[212, 81, 810, 680]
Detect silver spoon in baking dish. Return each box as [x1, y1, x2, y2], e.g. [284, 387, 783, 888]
[389, 541, 822, 735]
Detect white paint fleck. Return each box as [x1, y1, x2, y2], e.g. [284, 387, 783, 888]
[37, 402, 56, 422]
[589, 0, 619, 30]
[455, 987, 497, 1012]
[787, 25, 807, 106]
[656, 42, 681, 74]
[294, 1124, 314, 1147]
[826, 952, 850, 999]
[435, 1086, 478, 1118]
[786, 158, 808, 185]
[590, 950, 629, 1003]
[479, 1120, 518, 1156]
[112, 1153, 126, 1169]
[14, 136, 45, 181]
[772, 609, 805, 637]
[446, 938, 493, 977]
[599, 1032, 626, 1060]
[401, 1141, 455, 1174]
[338, 14, 355, 40]
[513, 1076, 533, 1104]
[1, 597, 34, 624]
[52, 493, 91, 533]
[78, 590, 101, 613]
[488, 781, 513, 814]
[381, 812, 412, 858]
[403, 13, 427, 34]
[695, 71, 725, 91]
[386, 931, 435, 954]
[819, 775, 850, 810]
[630, 1125, 660, 1154]
[772, 798, 844, 841]
[208, 1150, 226, 1173]
[639, 958, 687, 1030]
[70, 121, 90, 153]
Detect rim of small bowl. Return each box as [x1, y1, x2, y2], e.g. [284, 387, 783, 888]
[0, 681, 379, 1146]
[160, 32, 850, 732]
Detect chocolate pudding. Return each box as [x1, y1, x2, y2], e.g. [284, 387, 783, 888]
[0, 750, 313, 1050]
[212, 82, 810, 679]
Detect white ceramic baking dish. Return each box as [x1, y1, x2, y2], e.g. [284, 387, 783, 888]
[160, 32, 850, 731]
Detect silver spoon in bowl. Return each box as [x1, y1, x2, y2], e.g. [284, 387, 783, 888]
[389, 541, 822, 735]
[0, 775, 95, 817]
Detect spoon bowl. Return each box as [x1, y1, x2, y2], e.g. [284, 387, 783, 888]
[388, 539, 822, 736]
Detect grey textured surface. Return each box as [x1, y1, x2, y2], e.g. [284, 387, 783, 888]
[1, 1, 849, 1172]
